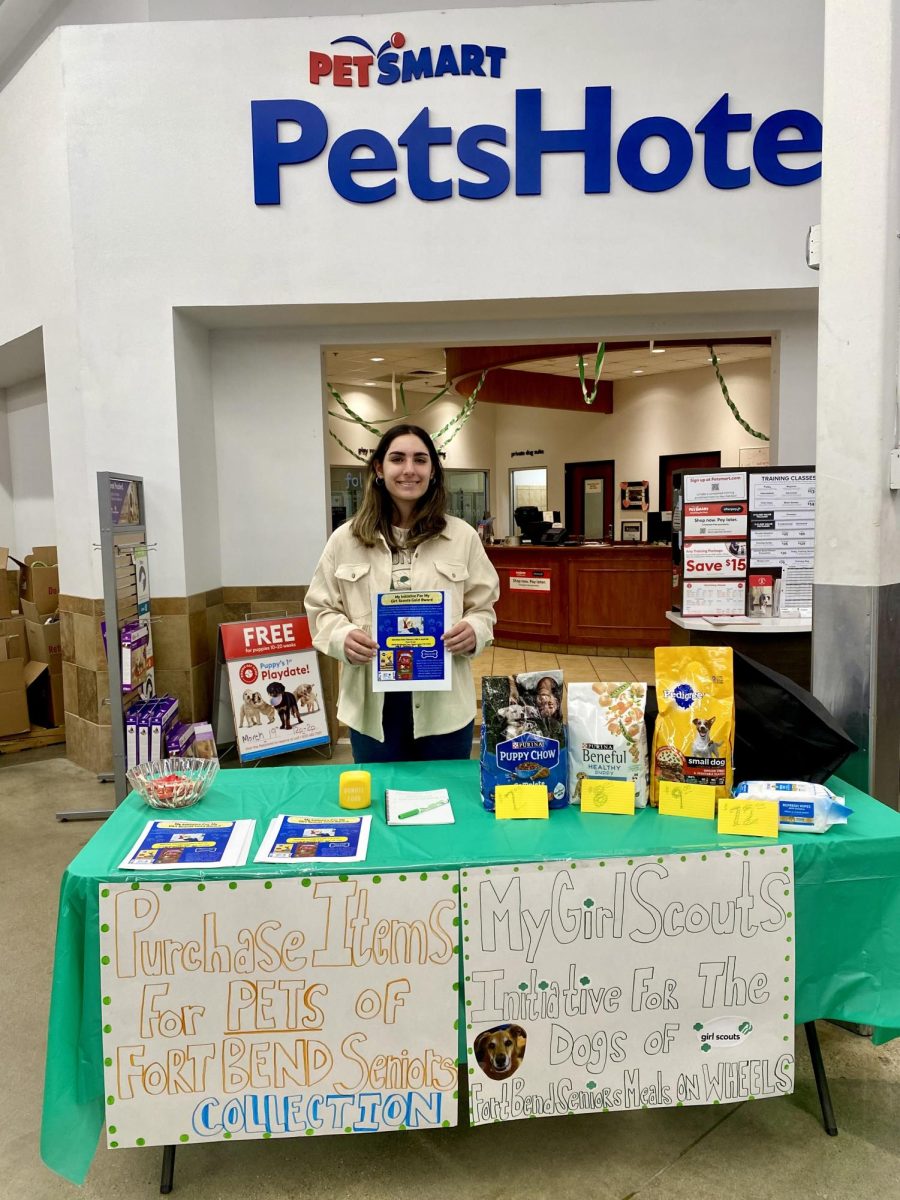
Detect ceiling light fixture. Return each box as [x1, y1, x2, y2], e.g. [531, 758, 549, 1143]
[632, 369, 644, 375]
[370, 356, 384, 362]
[650, 339, 665, 354]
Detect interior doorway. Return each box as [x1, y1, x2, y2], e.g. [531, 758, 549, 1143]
[658, 450, 721, 514]
[565, 459, 615, 539]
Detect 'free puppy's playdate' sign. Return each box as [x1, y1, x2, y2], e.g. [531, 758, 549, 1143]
[463, 849, 795, 1123]
[99, 874, 460, 1147]
[220, 617, 328, 761]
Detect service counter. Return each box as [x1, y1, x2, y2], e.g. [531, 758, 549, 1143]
[486, 543, 671, 649]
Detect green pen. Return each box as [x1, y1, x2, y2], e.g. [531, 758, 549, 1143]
[396, 797, 451, 821]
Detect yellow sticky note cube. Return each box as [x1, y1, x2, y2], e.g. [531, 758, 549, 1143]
[581, 779, 636, 815]
[658, 781, 717, 820]
[495, 784, 549, 820]
[718, 798, 779, 838]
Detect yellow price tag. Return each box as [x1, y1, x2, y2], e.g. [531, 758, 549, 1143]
[581, 779, 636, 815]
[495, 784, 549, 820]
[658, 781, 717, 820]
[718, 798, 779, 838]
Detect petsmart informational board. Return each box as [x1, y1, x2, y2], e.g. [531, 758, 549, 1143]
[220, 617, 328, 761]
[99, 874, 459, 1148]
[372, 591, 451, 692]
[463, 849, 795, 1124]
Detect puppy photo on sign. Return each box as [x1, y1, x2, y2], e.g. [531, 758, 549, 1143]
[474, 1024, 528, 1080]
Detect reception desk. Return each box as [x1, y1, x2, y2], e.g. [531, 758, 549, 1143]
[486, 543, 671, 649]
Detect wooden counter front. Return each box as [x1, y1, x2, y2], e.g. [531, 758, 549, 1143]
[486, 545, 672, 648]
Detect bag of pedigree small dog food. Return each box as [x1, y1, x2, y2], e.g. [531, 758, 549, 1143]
[651, 647, 735, 806]
[480, 671, 568, 810]
[568, 681, 649, 807]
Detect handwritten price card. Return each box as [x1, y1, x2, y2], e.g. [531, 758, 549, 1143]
[658, 781, 717, 820]
[580, 779, 636, 815]
[718, 799, 779, 839]
[495, 784, 549, 820]
[99, 874, 460, 1149]
[463, 849, 796, 1125]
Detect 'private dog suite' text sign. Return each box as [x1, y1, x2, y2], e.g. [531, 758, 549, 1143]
[463, 850, 795, 1122]
[99, 874, 459, 1148]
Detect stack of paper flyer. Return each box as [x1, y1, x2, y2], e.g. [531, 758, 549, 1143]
[255, 814, 371, 863]
[118, 818, 255, 870]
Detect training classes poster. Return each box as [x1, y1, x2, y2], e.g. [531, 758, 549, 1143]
[372, 591, 451, 692]
[463, 850, 795, 1124]
[220, 617, 328, 761]
[99, 874, 460, 1148]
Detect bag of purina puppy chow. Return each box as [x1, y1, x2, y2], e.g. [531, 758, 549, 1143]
[480, 671, 568, 809]
[651, 646, 735, 806]
[568, 682, 649, 807]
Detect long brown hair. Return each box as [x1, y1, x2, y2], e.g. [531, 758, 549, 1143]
[350, 424, 447, 549]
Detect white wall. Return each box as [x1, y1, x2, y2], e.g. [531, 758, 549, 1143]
[211, 329, 328, 585]
[0, 395, 13, 547]
[0, 376, 56, 555]
[173, 312, 221, 594]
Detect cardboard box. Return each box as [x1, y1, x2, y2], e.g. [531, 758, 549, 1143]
[22, 599, 62, 675]
[0, 616, 27, 663]
[0, 657, 42, 738]
[15, 546, 60, 617]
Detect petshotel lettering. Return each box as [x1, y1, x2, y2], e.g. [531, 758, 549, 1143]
[251, 88, 821, 205]
[191, 1089, 443, 1136]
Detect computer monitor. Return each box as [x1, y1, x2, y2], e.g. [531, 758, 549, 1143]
[647, 511, 672, 544]
[514, 506, 551, 542]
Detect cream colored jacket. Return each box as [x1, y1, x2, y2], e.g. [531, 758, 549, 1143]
[305, 516, 499, 741]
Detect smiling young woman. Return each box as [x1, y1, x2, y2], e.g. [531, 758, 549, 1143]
[305, 424, 500, 763]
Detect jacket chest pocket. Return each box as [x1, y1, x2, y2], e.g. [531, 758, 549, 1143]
[335, 562, 372, 626]
[434, 559, 469, 622]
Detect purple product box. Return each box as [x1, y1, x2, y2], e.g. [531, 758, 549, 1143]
[166, 720, 195, 757]
[150, 696, 179, 762]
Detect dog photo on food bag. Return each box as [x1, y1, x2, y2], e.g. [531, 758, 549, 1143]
[481, 672, 568, 809]
[474, 1024, 528, 1080]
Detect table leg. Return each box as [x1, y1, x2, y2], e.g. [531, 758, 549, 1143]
[804, 1021, 838, 1136]
[160, 1145, 176, 1194]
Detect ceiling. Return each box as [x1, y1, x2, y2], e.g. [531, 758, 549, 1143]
[324, 340, 772, 394]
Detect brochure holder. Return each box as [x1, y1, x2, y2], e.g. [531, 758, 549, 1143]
[57, 472, 152, 820]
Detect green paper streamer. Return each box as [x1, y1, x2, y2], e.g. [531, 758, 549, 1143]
[709, 346, 770, 441]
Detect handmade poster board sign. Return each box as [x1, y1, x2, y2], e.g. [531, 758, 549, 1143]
[219, 617, 328, 761]
[99, 874, 460, 1148]
[463, 849, 795, 1123]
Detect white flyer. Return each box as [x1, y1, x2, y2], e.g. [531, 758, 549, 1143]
[682, 579, 747, 616]
[683, 472, 747, 503]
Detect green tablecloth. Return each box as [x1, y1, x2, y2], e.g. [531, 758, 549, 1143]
[41, 761, 900, 1184]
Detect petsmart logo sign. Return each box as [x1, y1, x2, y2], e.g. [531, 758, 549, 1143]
[310, 30, 506, 87]
[251, 35, 821, 206]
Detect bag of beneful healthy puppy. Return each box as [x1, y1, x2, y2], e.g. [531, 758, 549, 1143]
[651, 646, 735, 806]
[568, 682, 649, 807]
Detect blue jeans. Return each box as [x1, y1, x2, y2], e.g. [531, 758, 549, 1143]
[350, 692, 475, 764]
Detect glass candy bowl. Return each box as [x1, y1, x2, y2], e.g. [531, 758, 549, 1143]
[126, 757, 220, 810]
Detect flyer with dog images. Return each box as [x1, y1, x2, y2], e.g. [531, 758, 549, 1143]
[220, 617, 329, 762]
[372, 591, 451, 692]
